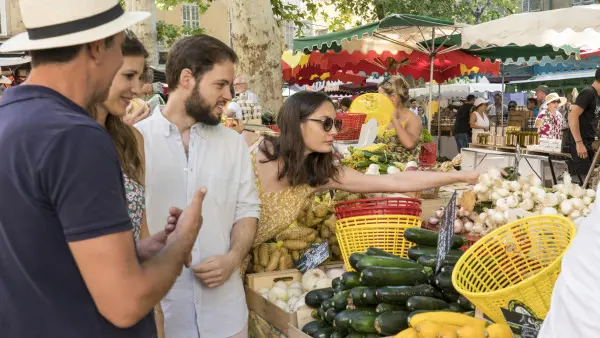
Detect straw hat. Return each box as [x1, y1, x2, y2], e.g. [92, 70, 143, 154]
[543, 93, 567, 107]
[473, 97, 489, 108]
[0, 0, 150, 52]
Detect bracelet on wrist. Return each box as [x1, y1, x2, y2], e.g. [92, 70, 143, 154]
[576, 140, 583, 144]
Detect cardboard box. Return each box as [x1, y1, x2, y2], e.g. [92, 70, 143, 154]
[245, 263, 344, 335]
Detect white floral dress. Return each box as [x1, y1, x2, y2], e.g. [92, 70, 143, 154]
[536, 109, 563, 140]
[123, 173, 145, 241]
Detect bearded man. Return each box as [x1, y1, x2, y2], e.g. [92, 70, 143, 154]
[135, 35, 261, 338]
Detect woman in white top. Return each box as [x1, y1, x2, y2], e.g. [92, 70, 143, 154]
[470, 98, 490, 131]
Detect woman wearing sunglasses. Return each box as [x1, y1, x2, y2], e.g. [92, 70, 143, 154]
[535, 93, 566, 140]
[241, 91, 479, 274]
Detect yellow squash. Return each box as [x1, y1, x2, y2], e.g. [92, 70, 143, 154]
[395, 327, 419, 338]
[415, 320, 443, 338]
[457, 326, 486, 338]
[484, 323, 512, 338]
[410, 312, 487, 330]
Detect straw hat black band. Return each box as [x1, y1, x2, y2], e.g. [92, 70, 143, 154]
[27, 4, 124, 40]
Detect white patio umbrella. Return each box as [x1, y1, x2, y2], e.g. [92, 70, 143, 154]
[461, 4, 600, 52]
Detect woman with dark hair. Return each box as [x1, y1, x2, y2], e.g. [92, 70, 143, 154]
[90, 33, 164, 338]
[242, 91, 479, 272]
[339, 97, 352, 112]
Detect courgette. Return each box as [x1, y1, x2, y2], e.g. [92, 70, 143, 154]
[317, 307, 326, 321]
[349, 253, 367, 270]
[334, 309, 376, 331]
[356, 255, 421, 271]
[345, 334, 378, 338]
[406, 296, 449, 311]
[375, 303, 407, 314]
[348, 311, 378, 333]
[435, 271, 453, 290]
[360, 288, 379, 305]
[321, 299, 336, 311]
[325, 308, 338, 324]
[332, 277, 342, 289]
[302, 320, 328, 335]
[457, 295, 475, 311]
[365, 247, 397, 257]
[417, 255, 460, 268]
[375, 284, 436, 304]
[440, 265, 454, 275]
[312, 326, 334, 338]
[447, 302, 464, 312]
[360, 267, 431, 287]
[332, 290, 350, 311]
[442, 290, 460, 303]
[404, 228, 468, 249]
[407, 246, 464, 261]
[374, 311, 410, 335]
[348, 287, 370, 307]
[341, 272, 361, 290]
[329, 331, 346, 338]
[306, 288, 335, 308]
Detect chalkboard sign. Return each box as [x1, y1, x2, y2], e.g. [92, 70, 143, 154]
[436, 191, 457, 273]
[295, 241, 329, 273]
[501, 307, 543, 338]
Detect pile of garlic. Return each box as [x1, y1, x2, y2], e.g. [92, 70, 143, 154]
[471, 169, 595, 234]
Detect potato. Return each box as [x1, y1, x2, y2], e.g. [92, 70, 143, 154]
[254, 265, 265, 273]
[266, 250, 282, 272]
[258, 244, 269, 267]
[291, 250, 300, 261]
[252, 247, 260, 265]
[283, 240, 308, 250]
[320, 226, 331, 239]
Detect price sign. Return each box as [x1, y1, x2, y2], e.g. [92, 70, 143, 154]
[295, 241, 329, 273]
[501, 307, 543, 338]
[436, 191, 457, 273]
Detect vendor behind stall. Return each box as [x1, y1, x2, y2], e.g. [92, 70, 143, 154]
[377, 75, 422, 162]
[470, 98, 490, 143]
[527, 97, 539, 117]
[454, 94, 475, 152]
[568, 69, 600, 178]
[535, 93, 566, 140]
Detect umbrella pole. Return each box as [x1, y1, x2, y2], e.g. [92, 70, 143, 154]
[437, 83, 441, 151]
[428, 54, 434, 133]
[501, 64, 505, 128]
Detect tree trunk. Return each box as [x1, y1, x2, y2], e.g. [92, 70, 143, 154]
[229, 0, 283, 116]
[125, 0, 159, 67]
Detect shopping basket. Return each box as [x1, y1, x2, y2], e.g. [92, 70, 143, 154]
[336, 215, 422, 271]
[335, 197, 422, 219]
[335, 113, 366, 141]
[419, 142, 437, 167]
[266, 124, 279, 132]
[452, 215, 576, 324]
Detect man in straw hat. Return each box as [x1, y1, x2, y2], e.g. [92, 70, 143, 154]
[0, 1, 208, 337]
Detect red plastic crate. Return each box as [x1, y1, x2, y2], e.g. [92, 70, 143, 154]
[419, 142, 437, 167]
[266, 124, 279, 132]
[335, 197, 422, 219]
[335, 113, 366, 141]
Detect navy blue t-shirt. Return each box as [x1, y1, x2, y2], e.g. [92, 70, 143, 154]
[0, 85, 156, 337]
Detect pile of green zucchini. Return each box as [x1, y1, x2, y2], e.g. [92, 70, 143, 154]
[300, 228, 476, 338]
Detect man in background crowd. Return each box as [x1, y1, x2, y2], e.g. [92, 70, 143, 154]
[567, 68, 600, 179]
[527, 97, 539, 117]
[233, 74, 259, 103]
[487, 93, 508, 125]
[409, 98, 419, 114]
[536, 85, 550, 110]
[454, 94, 475, 152]
[339, 97, 352, 112]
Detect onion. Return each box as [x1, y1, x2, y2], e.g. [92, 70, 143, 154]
[302, 269, 327, 291]
[542, 207, 558, 215]
[520, 199, 534, 211]
[570, 185, 585, 198]
[269, 286, 288, 303]
[258, 288, 270, 295]
[506, 196, 519, 208]
[563, 173, 572, 186]
[554, 183, 564, 191]
[501, 181, 511, 190]
[274, 281, 289, 290]
[464, 221, 475, 232]
[583, 207, 591, 216]
[571, 198, 585, 211]
[496, 188, 510, 198]
[287, 296, 299, 308]
[587, 189, 596, 198]
[473, 184, 488, 194]
[454, 219, 464, 234]
[472, 223, 484, 234]
[428, 216, 440, 225]
[488, 168, 502, 180]
[560, 200, 573, 216]
[543, 194, 559, 207]
[287, 287, 303, 299]
[491, 211, 505, 225]
[521, 191, 532, 200]
[509, 181, 521, 192]
[316, 278, 332, 289]
[570, 210, 582, 219]
[479, 173, 492, 186]
[289, 281, 303, 290]
[291, 294, 307, 312]
[275, 299, 289, 311]
[479, 212, 488, 223]
[434, 208, 444, 218]
[583, 196, 593, 206]
[530, 176, 542, 187]
[326, 268, 345, 280]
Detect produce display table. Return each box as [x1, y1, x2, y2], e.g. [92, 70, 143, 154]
[462, 145, 573, 186]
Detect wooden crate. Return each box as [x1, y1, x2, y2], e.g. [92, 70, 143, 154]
[245, 263, 344, 335]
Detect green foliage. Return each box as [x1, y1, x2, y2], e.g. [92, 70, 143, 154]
[157, 20, 206, 48]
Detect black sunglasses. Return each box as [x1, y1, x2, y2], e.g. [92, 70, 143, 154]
[307, 117, 343, 132]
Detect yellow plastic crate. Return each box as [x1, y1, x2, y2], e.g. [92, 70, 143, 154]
[452, 215, 576, 324]
[336, 215, 422, 271]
